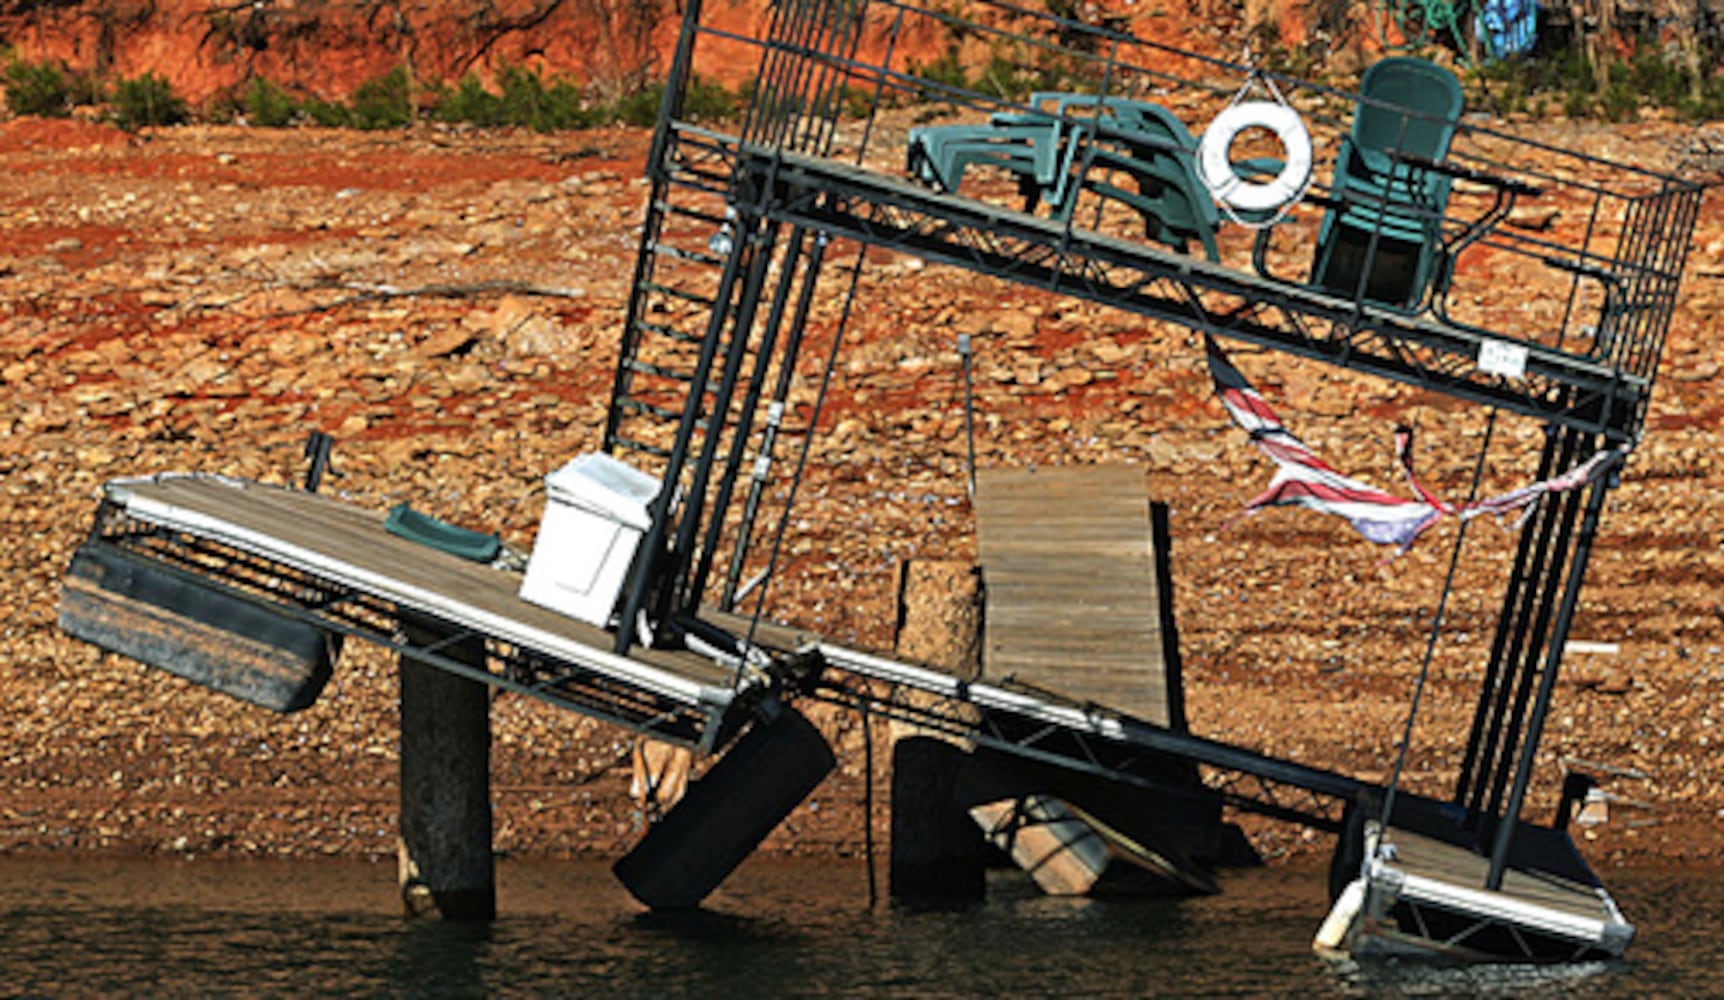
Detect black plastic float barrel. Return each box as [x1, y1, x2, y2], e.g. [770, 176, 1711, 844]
[613, 703, 835, 909]
[58, 543, 340, 713]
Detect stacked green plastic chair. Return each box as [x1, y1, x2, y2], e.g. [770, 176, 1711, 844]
[1055, 95, 1222, 260]
[1310, 57, 1464, 310]
[907, 92, 1223, 260]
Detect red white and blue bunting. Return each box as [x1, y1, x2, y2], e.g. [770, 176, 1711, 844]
[1206, 336, 1625, 552]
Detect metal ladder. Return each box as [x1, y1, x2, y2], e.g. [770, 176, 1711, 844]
[604, 0, 880, 653]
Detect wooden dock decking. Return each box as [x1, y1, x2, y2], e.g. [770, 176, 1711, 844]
[1335, 821, 1635, 960]
[99, 475, 739, 723]
[974, 465, 1179, 729]
[1384, 826, 1615, 923]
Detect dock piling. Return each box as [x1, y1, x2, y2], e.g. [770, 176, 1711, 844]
[398, 619, 495, 921]
[889, 737, 987, 899]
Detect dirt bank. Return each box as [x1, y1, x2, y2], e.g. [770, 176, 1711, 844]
[0, 112, 1719, 869]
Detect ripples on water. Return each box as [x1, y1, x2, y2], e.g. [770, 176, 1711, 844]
[2, 857, 1718, 996]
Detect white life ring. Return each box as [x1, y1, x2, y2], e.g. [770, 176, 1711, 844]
[1197, 100, 1313, 214]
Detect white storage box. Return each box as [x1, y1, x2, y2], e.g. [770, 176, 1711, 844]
[519, 453, 664, 627]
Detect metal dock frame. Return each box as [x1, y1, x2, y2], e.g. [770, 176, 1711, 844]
[602, 0, 1702, 909]
[85, 476, 744, 752]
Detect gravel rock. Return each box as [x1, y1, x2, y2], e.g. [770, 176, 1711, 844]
[1, 120, 1719, 866]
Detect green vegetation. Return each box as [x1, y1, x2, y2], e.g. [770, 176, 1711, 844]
[434, 73, 504, 127]
[240, 77, 299, 127]
[493, 63, 592, 131]
[0, 52, 743, 135]
[2, 6, 1721, 135]
[3, 58, 72, 117]
[912, 47, 972, 98]
[111, 71, 188, 129]
[911, 33, 1099, 105]
[350, 66, 413, 129]
[612, 76, 738, 127]
[1472, 41, 1724, 123]
[302, 97, 353, 128]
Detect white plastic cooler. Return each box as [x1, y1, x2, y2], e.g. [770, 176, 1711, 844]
[519, 453, 664, 627]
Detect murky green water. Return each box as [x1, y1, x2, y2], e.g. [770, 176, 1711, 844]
[1, 857, 1717, 996]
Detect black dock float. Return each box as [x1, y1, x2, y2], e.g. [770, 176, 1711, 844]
[59, 542, 338, 712]
[613, 704, 835, 910]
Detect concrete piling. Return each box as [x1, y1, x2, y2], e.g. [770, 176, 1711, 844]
[889, 736, 987, 899]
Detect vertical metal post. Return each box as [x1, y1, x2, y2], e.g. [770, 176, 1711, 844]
[664, 219, 785, 617]
[1455, 427, 1570, 815]
[604, 0, 708, 454]
[685, 227, 816, 609]
[613, 228, 757, 654]
[720, 236, 829, 610]
[1487, 470, 1614, 890]
[302, 431, 333, 492]
[1481, 440, 1590, 821]
[959, 333, 976, 500]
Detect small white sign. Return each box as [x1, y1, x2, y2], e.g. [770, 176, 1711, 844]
[1479, 339, 1528, 379]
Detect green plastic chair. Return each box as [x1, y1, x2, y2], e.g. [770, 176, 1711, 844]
[907, 118, 1070, 211]
[1005, 94, 1223, 259]
[1067, 100, 1221, 259]
[907, 93, 1226, 260]
[1311, 57, 1464, 310]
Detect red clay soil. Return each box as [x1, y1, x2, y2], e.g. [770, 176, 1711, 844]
[0, 0, 1275, 108]
[0, 109, 1720, 872]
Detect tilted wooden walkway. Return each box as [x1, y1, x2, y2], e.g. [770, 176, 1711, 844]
[88, 475, 739, 746]
[973, 465, 1182, 729]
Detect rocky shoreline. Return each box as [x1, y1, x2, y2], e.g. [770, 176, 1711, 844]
[2, 115, 1719, 868]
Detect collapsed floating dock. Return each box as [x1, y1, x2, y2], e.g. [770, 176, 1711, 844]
[69, 474, 740, 749]
[54, 0, 1703, 963]
[62, 465, 1634, 957]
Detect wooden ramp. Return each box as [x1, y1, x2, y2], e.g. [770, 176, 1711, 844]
[974, 465, 1181, 729]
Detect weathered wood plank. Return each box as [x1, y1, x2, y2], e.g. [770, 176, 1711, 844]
[974, 465, 1173, 727]
[1386, 827, 1613, 922]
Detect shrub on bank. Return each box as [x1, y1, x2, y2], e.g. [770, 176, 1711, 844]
[3, 58, 196, 127]
[112, 71, 189, 129]
[241, 77, 299, 127]
[350, 66, 413, 129]
[1471, 41, 1724, 122]
[15, 48, 1709, 133]
[434, 73, 504, 127]
[495, 63, 595, 131]
[3, 58, 72, 117]
[302, 96, 353, 128]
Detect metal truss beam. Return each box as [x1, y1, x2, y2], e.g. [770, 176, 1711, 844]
[812, 643, 1363, 829]
[678, 130, 1647, 441]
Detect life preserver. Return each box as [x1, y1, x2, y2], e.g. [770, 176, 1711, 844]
[1197, 100, 1313, 214]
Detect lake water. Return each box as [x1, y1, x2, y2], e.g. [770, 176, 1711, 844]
[2, 857, 1718, 996]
